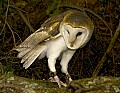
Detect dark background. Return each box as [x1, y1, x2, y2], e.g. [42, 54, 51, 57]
[0, 0, 120, 81]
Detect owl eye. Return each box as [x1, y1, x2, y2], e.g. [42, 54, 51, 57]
[76, 32, 82, 37]
[66, 30, 70, 34]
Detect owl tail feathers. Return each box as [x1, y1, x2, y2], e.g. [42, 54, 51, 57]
[18, 44, 46, 69]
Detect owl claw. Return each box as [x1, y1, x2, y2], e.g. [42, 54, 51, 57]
[49, 76, 67, 87]
[66, 74, 73, 84]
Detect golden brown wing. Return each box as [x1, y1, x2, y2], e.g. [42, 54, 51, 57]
[14, 10, 69, 53]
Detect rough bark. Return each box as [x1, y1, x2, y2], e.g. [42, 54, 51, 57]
[0, 74, 120, 93]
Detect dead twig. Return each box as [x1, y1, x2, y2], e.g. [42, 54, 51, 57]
[13, 31, 22, 43]
[10, 5, 35, 32]
[92, 21, 120, 77]
[6, 21, 16, 47]
[16, 8, 35, 32]
[0, 0, 10, 35]
[0, 62, 4, 73]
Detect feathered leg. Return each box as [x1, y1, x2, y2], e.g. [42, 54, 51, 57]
[60, 50, 76, 84]
[48, 54, 67, 87]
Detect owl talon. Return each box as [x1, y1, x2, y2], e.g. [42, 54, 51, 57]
[66, 74, 73, 84]
[49, 76, 67, 87]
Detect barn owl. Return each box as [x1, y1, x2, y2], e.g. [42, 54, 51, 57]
[14, 10, 94, 87]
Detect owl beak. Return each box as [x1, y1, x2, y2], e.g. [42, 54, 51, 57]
[68, 32, 76, 43]
[68, 32, 78, 48]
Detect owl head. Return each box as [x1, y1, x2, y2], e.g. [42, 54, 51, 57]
[59, 10, 94, 49]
